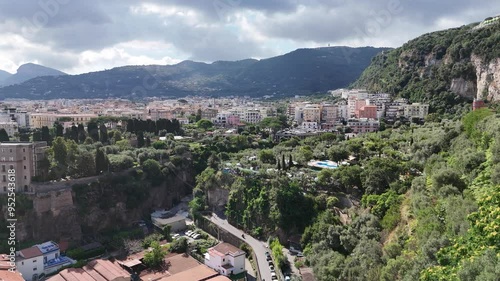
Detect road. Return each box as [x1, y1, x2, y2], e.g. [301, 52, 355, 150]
[210, 214, 273, 281]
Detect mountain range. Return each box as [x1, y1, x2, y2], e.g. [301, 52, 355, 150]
[0, 63, 66, 87]
[0, 47, 389, 100]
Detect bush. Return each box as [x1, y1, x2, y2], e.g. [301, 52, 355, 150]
[170, 237, 188, 253]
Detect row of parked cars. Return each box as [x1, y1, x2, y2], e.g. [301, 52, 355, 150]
[265, 251, 278, 280]
[185, 230, 202, 240]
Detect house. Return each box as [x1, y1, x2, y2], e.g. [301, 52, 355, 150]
[16, 241, 75, 281]
[204, 243, 245, 277]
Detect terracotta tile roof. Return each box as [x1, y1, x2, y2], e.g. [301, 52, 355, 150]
[47, 259, 129, 281]
[212, 243, 245, 257]
[0, 270, 25, 281]
[159, 264, 218, 281]
[165, 253, 200, 275]
[19, 246, 43, 259]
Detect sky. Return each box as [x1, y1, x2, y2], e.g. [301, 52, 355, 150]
[0, 0, 498, 75]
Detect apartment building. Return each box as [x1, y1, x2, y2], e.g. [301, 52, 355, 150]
[302, 105, 321, 123]
[358, 105, 378, 119]
[347, 119, 380, 134]
[0, 142, 48, 194]
[242, 109, 262, 124]
[403, 103, 429, 119]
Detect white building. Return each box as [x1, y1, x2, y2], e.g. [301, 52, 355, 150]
[16, 241, 75, 281]
[403, 103, 429, 119]
[205, 243, 246, 277]
[0, 121, 18, 137]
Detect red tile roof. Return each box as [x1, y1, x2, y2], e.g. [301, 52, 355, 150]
[47, 259, 129, 281]
[159, 264, 218, 281]
[19, 246, 43, 259]
[0, 270, 25, 281]
[212, 243, 245, 257]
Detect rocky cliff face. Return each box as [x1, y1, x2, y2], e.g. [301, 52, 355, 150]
[5, 170, 193, 245]
[472, 55, 500, 101]
[353, 20, 500, 111]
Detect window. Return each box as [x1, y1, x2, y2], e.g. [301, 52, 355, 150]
[33, 268, 37, 271]
[2, 176, 5, 182]
[23, 148, 25, 152]
[10, 165, 13, 170]
[24, 166, 26, 170]
[23, 157, 26, 160]
[33, 259, 37, 263]
[1, 165, 4, 172]
[24, 176, 27, 179]
[3, 187, 6, 192]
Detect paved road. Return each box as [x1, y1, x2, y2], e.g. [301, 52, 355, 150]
[210, 214, 273, 281]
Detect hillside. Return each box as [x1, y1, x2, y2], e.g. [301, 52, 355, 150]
[353, 18, 500, 113]
[0, 63, 66, 87]
[0, 70, 11, 83]
[0, 47, 389, 99]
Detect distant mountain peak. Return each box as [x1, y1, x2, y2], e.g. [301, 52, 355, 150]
[0, 63, 66, 87]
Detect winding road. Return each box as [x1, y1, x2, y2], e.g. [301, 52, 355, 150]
[210, 214, 273, 281]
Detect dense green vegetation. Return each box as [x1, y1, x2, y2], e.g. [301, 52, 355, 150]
[354, 21, 499, 114]
[188, 105, 499, 280]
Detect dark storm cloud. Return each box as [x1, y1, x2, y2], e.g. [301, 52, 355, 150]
[0, 0, 498, 73]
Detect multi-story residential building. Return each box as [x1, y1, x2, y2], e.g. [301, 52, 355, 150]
[227, 114, 240, 126]
[202, 108, 218, 120]
[205, 243, 245, 277]
[242, 109, 261, 124]
[403, 103, 429, 119]
[347, 119, 380, 134]
[358, 105, 378, 119]
[16, 241, 75, 281]
[302, 104, 321, 123]
[337, 103, 349, 120]
[0, 142, 48, 194]
[321, 104, 338, 124]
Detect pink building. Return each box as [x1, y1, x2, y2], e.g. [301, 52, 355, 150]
[354, 100, 367, 118]
[227, 115, 240, 126]
[358, 105, 378, 119]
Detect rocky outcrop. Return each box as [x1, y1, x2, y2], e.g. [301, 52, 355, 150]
[450, 78, 477, 99]
[472, 55, 500, 101]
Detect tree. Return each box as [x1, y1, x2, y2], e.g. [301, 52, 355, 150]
[162, 225, 172, 241]
[87, 122, 99, 142]
[258, 149, 275, 164]
[95, 148, 109, 174]
[328, 146, 349, 162]
[99, 124, 108, 143]
[170, 237, 188, 253]
[41, 126, 51, 143]
[137, 131, 145, 148]
[282, 154, 287, 170]
[75, 150, 95, 177]
[196, 119, 213, 130]
[52, 137, 67, 166]
[143, 241, 167, 268]
[143, 159, 162, 184]
[33, 130, 42, 141]
[70, 125, 78, 142]
[55, 123, 64, 137]
[77, 124, 86, 143]
[0, 129, 9, 142]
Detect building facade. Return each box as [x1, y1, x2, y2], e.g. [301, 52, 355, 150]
[0, 142, 48, 194]
[205, 243, 245, 277]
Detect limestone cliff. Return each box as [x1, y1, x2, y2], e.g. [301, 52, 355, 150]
[353, 18, 500, 112]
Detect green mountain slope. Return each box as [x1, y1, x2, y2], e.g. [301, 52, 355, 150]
[0, 47, 389, 100]
[353, 18, 500, 113]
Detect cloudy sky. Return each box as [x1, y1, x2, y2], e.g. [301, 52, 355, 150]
[0, 0, 498, 74]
